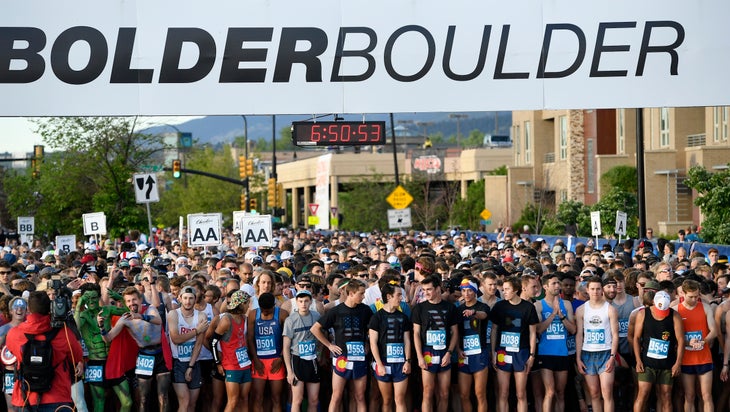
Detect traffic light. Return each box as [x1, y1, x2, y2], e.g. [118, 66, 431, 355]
[238, 155, 247, 178]
[246, 158, 254, 176]
[172, 159, 181, 178]
[277, 183, 285, 208]
[240, 194, 246, 210]
[32, 145, 43, 179]
[249, 198, 257, 210]
[267, 178, 277, 206]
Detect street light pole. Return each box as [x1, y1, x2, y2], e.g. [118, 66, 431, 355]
[449, 114, 468, 148]
[241, 115, 250, 212]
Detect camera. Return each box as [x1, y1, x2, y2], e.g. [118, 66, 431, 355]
[49, 274, 72, 329]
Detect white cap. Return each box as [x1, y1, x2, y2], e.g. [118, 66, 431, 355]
[654, 291, 671, 313]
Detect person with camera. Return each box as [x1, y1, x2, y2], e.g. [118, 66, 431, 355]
[1, 296, 28, 409]
[6, 291, 84, 411]
[75, 283, 133, 412]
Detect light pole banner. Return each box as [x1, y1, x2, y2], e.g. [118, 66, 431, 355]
[2, 0, 729, 116]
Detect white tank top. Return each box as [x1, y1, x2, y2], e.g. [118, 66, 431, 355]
[582, 301, 612, 352]
[198, 303, 215, 360]
[170, 308, 199, 361]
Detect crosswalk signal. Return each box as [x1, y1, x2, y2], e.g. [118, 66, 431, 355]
[250, 198, 257, 210]
[267, 178, 277, 206]
[172, 159, 181, 179]
[238, 155, 247, 178]
[246, 159, 254, 176]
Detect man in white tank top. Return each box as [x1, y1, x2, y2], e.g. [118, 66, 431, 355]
[575, 277, 619, 412]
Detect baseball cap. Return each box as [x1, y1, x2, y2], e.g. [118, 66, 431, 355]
[603, 251, 615, 260]
[653, 291, 671, 316]
[227, 290, 251, 310]
[280, 251, 293, 261]
[643, 280, 661, 291]
[266, 254, 279, 263]
[295, 289, 313, 299]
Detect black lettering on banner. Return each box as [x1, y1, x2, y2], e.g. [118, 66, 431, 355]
[90, 222, 99, 231]
[51, 26, 107, 85]
[330, 27, 377, 82]
[111, 28, 154, 83]
[192, 228, 219, 242]
[590, 22, 636, 78]
[636, 21, 684, 76]
[0, 27, 46, 83]
[273, 27, 328, 82]
[494, 25, 529, 79]
[62, 244, 70, 252]
[159, 28, 216, 83]
[219, 27, 273, 83]
[537, 24, 586, 79]
[244, 228, 269, 243]
[442, 25, 491, 81]
[384, 25, 435, 82]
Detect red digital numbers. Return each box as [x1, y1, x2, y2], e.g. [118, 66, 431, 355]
[293, 122, 384, 146]
[311, 124, 321, 142]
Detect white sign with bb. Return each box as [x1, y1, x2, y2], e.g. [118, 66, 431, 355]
[17, 217, 35, 234]
[83, 212, 107, 235]
[188, 213, 223, 247]
[239, 215, 273, 247]
[133, 173, 160, 203]
[56, 235, 77, 255]
[388, 208, 412, 229]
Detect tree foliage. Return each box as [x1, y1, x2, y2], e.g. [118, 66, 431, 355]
[601, 165, 638, 194]
[451, 180, 485, 229]
[338, 172, 389, 231]
[591, 189, 639, 238]
[684, 164, 730, 244]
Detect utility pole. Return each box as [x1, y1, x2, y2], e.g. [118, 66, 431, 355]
[449, 114, 468, 148]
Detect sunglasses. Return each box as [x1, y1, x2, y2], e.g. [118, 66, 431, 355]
[298, 283, 313, 288]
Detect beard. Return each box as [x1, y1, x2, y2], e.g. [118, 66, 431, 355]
[130, 304, 139, 313]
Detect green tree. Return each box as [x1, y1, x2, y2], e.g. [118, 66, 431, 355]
[601, 165, 638, 194]
[684, 164, 730, 244]
[556, 200, 592, 236]
[592, 189, 639, 238]
[463, 129, 486, 148]
[338, 172, 389, 231]
[488, 165, 508, 176]
[403, 175, 449, 231]
[451, 180, 485, 229]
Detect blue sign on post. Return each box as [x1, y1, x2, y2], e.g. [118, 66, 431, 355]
[179, 132, 193, 148]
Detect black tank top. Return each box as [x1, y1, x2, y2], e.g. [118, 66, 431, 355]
[641, 308, 678, 369]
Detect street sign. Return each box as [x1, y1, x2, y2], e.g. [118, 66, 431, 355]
[308, 204, 319, 215]
[56, 235, 76, 254]
[387, 208, 412, 229]
[330, 207, 338, 218]
[188, 213, 223, 247]
[17, 217, 35, 234]
[83, 212, 107, 236]
[615, 211, 627, 236]
[590, 211, 602, 236]
[308, 216, 320, 225]
[239, 215, 274, 247]
[480, 209, 492, 221]
[386, 185, 413, 210]
[134, 173, 160, 203]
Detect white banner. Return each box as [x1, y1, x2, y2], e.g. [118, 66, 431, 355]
[314, 154, 332, 230]
[187, 213, 223, 247]
[2, 0, 729, 116]
[56, 235, 77, 254]
[17, 217, 35, 234]
[83, 212, 107, 235]
[239, 215, 273, 247]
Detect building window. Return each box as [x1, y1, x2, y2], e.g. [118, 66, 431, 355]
[714, 107, 721, 142]
[587, 138, 595, 194]
[723, 107, 729, 141]
[659, 108, 670, 147]
[559, 116, 568, 160]
[513, 125, 521, 166]
[560, 190, 568, 202]
[524, 121, 532, 165]
[618, 109, 625, 154]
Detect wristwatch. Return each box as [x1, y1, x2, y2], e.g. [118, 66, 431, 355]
[559, 315, 566, 321]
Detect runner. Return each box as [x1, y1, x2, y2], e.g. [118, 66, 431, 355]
[283, 289, 321, 412]
[248, 292, 288, 412]
[456, 276, 489, 412]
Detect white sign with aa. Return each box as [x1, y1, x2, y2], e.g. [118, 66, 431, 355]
[83, 212, 107, 235]
[188, 213, 223, 247]
[56, 235, 76, 254]
[388, 208, 412, 229]
[615, 211, 627, 236]
[590, 211, 602, 236]
[17, 217, 35, 234]
[239, 215, 273, 247]
[232, 211, 249, 235]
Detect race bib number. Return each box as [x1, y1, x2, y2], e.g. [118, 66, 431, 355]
[585, 329, 606, 346]
[135, 354, 155, 376]
[647, 338, 669, 360]
[386, 343, 405, 363]
[685, 331, 703, 351]
[486, 322, 493, 344]
[567, 334, 577, 355]
[177, 341, 194, 361]
[4, 373, 13, 394]
[85, 364, 104, 383]
[500, 331, 521, 352]
[618, 318, 629, 338]
[463, 334, 482, 356]
[236, 347, 251, 368]
[426, 329, 447, 350]
[81, 338, 89, 357]
[346, 341, 366, 362]
[256, 334, 277, 357]
[546, 321, 566, 340]
[298, 340, 317, 360]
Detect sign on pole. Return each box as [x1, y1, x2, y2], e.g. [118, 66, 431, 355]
[387, 208, 412, 229]
[590, 211, 602, 236]
[615, 211, 627, 236]
[17, 217, 35, 234]
[239, 215, 274, 247]
[308, 204, 319, 216]
[83, 212, 107, 236]
[187, 213, 223, 247]
[480, 209, 492, 221]
[133, 173, 160, 203]
[386, 185, 414, 210]
[232, 211, 249, 235]
[56, 235, 76, 255]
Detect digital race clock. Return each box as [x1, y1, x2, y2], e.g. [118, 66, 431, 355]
[291, 121, 386, 146]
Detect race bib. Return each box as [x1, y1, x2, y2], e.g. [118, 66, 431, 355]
[135, 354, 155, 376]
[500, 331, 521, 352]
[177, 341, 194, 361]
[346, 341, 366, 362]
[81, 338, 89, 357]
[4, 373, 13, 395]
[426, 329, 447, 350]
[486, 322, 493, 344]
[386, 343, 405, 363]
[585, 329, 606, 345]
[463, 334, 482, 356]
[236, 347, 251, 368]
[546, 321, 566, 340]
[647, 338, 669, 360]
[567, 334, 577, 355]
[298, 340, 317, 360]
[85, 364, 104, 383]
[256, 334, 277, 357]
[618, 318, 629, 338]
[685, 331, 703, 351]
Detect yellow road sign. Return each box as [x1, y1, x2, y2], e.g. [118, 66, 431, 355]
[480, 209, 492, 221]
[386, 185, 413, 209]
